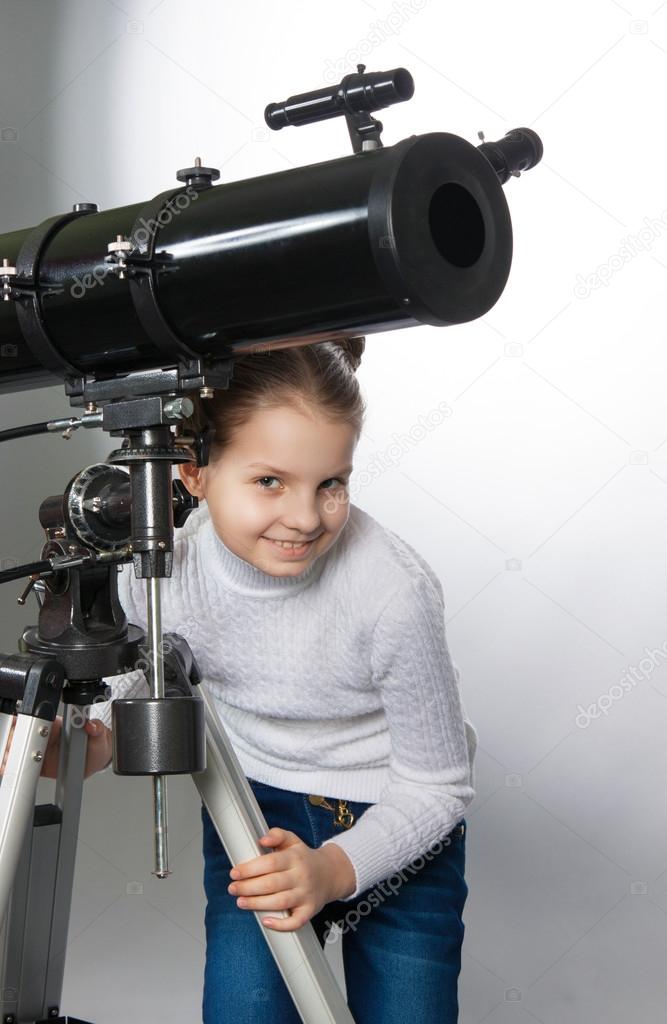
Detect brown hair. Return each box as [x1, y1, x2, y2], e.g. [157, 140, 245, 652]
[177, 337, 366, 466]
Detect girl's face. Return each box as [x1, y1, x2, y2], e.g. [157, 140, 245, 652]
[178, 403, 357, 577]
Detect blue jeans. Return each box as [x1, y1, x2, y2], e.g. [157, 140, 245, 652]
[201, 778, 468, 1024]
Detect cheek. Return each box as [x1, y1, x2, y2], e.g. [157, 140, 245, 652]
[241, 497, 277, 536]
[322, 488, 350, 527]
[206, 487, 265, 533]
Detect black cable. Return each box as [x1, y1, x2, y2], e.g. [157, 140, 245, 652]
[0, 559, 53, 585]
[0, 421, 51, 443]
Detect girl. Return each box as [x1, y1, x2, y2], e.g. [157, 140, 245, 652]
[81, 337, 478, 1023]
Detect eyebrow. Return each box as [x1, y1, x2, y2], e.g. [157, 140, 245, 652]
[246, 463, 353, 477]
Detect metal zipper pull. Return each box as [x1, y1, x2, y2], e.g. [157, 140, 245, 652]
[334, 800, 355, 829]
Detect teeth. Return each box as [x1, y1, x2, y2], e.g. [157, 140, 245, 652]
[268, 538, 309, 548]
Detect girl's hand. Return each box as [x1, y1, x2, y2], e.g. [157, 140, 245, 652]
[1, 714, 112, 780]
[227, 827, 355, 932]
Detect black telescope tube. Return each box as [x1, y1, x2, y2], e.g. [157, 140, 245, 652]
[0, 128, 541, 395]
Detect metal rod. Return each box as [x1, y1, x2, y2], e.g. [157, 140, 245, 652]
[145, 576, 170, 878]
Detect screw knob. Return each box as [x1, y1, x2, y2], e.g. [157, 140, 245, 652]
[176, 156, 220, 189]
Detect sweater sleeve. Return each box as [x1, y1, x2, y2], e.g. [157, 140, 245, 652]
[320, 571, 475, 901]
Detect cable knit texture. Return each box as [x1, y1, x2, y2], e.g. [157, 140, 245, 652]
[92, 501, 477, 901]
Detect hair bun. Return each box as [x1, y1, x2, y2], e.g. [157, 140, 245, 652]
[332, 336, 365, 372]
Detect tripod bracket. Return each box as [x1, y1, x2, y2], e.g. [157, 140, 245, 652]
[0, 652, 65, 721]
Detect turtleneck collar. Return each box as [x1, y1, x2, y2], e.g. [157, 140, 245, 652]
[201, 513, 329, 597]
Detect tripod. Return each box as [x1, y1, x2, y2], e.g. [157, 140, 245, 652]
[0, 366, 356, 1024]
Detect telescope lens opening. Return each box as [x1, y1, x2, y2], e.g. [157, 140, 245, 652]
[393, 68, 415, 101]
[429, 183, 485, 268]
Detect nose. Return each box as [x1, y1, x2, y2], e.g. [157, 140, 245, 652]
[281, 490, 323, 538]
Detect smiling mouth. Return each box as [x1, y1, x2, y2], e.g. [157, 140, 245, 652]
[262, 536, 321, 549]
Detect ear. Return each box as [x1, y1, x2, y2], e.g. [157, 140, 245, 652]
[178, 461, 206, 500]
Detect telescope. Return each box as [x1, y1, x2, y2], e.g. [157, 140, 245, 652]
[0, 66, 542, 1024]
[0, 64, 542, 399]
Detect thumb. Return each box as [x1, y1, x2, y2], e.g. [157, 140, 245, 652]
[260, 827, 288, 845]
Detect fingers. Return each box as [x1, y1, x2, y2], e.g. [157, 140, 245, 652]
[0, 721, 12, 774]
[261, 912, 308, 931]
[2, 715, 107, 781]
[228, 871, 292, 899]
[232, 851, 282, 880]
[233, 889, 295, 912]
[81, 719, 111, 779]
[232, 888, 311, 930]
[233, 829, 298, 879]
[3, 715, 51, 776]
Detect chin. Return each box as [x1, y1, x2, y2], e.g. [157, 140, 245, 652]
[273, 563, 306, 575]
[265, 552, 314, 570]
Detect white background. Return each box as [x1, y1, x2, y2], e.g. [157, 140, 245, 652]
[1, 0, 666, 1020]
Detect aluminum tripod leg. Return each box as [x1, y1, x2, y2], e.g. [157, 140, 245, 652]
[0, 710, 52, 927]
[193, 682, 356, 1024]
[0, 705, 92, 1024]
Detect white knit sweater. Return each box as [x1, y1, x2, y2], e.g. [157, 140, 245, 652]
[92, 501, 477, 901]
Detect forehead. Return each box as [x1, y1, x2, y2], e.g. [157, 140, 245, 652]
[232, 405, 356, 456]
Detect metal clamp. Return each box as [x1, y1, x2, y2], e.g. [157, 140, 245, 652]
[0, 258, 17, 302]
[116, 160, 218, 363]
[2, 205, 99, 380]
